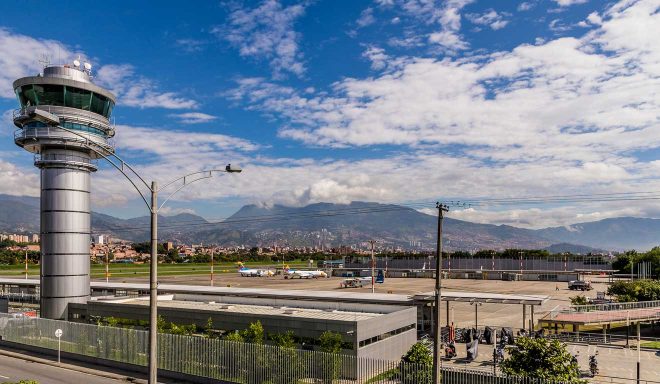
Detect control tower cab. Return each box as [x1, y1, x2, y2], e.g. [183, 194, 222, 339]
[13, 61, 116, 319]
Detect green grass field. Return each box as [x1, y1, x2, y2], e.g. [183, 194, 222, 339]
[641, 341, 660, 349]
[0, 260, 310, 278]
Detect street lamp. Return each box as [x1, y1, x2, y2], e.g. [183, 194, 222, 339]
[52, 125, 241, 384]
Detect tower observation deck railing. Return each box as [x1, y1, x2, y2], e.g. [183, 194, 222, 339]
[14, 126, 114, 155]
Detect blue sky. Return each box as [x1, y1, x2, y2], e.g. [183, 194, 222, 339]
[0, 0, 658, 228]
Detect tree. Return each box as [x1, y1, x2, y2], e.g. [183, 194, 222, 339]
[318, 331, 343, 383]
[156, 315, 167, 333]
[319, 331, 343, 353]
[402, 342, 432, 365]
[271, 331, 296, 349]
[205, 317, 215, 338]
[607, 280, 660, 302]
[500, 337, 583, 382]
[400, 342, 432, 384]
[612, 251, 636, 274]
[241, 320, 264, 344]
[570, 295, 589, 306]
[224, 331, 244, 342]
[270, 331, 301, 384]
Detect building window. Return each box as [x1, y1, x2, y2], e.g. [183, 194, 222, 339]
[358, 324, 415, 348]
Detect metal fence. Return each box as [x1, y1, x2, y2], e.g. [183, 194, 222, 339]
[345, 255, 611, 273]
[0, 314, 569, 383]
[544, 300, 660, 325]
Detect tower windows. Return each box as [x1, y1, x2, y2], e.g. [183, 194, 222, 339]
[15, 84, 115, 119]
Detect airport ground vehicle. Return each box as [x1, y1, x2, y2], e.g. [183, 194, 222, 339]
[339, 277, 371, 288]
[568, 280, 593, 291]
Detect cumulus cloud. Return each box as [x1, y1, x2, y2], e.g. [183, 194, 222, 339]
[376, 0, 473, 52]
[214, 0, 307, 78]
[356, 7, 376, 28]
[95, 64, 197, 109]
[467, 9, 511, 30]
[0, 29, 197, 110]
[0, 28, 75, 98]
[553, 0, 588, 6]
[169, 112, 218, 124]
[214, 0, 660, 226]
[0, 156, 39, 197]
[362, 46, 390, 70]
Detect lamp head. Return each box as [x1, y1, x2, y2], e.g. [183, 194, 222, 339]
[225, 163, 242, 173]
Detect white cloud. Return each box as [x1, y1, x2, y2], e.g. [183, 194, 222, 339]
[517, 2, 535, 11]
[467, 9, 511, 30]
[113, 124, 259, 157]
[0, 28, 75, 98]
[376, 0, 473, 52]
[553, 0, 588, 6]
[170, 112, 218, 124]
[362, 46, 390, 70]
[158, 206, 197, 216]
[1, 109, 15, 137]
[215, 0, 307, 78]
[95, 64, 198, 109]
[175, 38, 207, 53]
[0, 29, 197, 110]
[586, 12, 603, 25]
[216, 0, 660, 227]
[0, 156, 39, 197]
[356, 7, 376, 28]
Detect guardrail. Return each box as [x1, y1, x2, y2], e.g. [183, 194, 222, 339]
[0, 314, 572, 383]
[569, 300, 660, 313]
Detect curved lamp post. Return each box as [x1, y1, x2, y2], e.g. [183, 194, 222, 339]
[48, 125, 241, 384]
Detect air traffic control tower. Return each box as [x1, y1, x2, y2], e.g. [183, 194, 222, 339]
[13, 61, 116, 319]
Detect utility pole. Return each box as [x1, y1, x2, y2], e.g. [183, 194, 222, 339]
[637, 321, 641, 384]
[25, 250, 28, 280]
[433, 203, 449, 384]
[210, 247, 214, 287]
[105, 250, 109, 283]
[491, 250, 495, 271]
[369, 240, 376, 293]
[149, 181, 158, 384]
[519, 250, 523, 275]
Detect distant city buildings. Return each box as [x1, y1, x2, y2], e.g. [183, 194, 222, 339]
[0, 233, 38, 243]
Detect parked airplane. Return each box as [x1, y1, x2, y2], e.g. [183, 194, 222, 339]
[283, 268, 328, 279]
[237, 262, 274, 277]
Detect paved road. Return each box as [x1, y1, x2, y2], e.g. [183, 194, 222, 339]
[0, 354, 128, 384]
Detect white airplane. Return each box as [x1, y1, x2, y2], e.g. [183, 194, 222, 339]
[283, 268, 328, 279]
[237, 262, 274, 277]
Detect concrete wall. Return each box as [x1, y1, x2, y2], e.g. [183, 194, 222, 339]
[357, 307, 416, 341]
[356, 328, 416, 361]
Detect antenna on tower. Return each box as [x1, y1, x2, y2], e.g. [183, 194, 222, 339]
[38, 53, 50, 70]
[83, 62, 92, 76]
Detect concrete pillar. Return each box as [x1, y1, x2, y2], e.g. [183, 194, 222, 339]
[522, 304, 526, 330]
[446, 300, 449, 327]
[530, 305, 535, 333]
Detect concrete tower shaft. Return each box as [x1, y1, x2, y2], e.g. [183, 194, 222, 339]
[13, 63, 116, 319]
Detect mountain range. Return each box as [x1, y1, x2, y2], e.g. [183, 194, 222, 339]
[1, 194, 657, 251]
